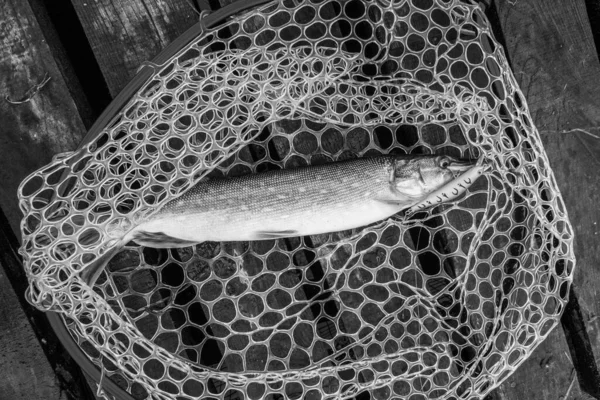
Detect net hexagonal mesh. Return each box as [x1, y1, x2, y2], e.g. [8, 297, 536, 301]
[18, 0, 575, 399]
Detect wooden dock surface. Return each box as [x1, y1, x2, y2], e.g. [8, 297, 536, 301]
[0, 0, 599, 399]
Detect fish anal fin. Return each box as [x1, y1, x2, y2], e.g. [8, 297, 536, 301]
[132, 231, 199, 249]
[253, 229, 299, 240]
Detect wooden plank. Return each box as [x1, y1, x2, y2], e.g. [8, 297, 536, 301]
[0, 0, 98, 398]
[26, 0, 112, 128]
[486, 0, 600, 398]
[0, 209, 98, 400]
[562, 287, 600, 398]
[0, 3, 86, 234]
[541, 128, 600, 399]
[0, 274, 65, 400]
[495, 0, 600, 134]
[70, 0, 200, 96]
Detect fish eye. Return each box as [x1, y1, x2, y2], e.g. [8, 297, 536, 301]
[438, 157, 451, 169]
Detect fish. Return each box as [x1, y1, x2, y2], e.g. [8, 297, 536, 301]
[80, 154, 476, 284]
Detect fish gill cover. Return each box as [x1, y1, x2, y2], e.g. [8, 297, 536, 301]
[17, 0, 575, 399]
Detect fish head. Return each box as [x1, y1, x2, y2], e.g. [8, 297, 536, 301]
[391, 155, 476, 198]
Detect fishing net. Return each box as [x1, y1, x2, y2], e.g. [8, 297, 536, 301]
[18, 0, 575, 399]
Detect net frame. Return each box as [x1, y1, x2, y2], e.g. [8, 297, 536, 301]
[18, 0, 575, 399]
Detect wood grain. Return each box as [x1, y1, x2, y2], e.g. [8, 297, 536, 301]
[496, 0, 600, 134]
[488, 0, 600, 398]
[0, 0, 99, 398]
[0, 273, 67, 400]
[70, 0, 199, 96]
[0, 1, 86, 234]
[0, 0, 101, 399]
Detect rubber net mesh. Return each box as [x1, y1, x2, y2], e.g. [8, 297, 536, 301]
[18, 0, 575, 399]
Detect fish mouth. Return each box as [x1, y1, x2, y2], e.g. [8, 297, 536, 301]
[447, 159, 477, 177]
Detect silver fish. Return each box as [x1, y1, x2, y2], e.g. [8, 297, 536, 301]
[81, 154, 475, 284]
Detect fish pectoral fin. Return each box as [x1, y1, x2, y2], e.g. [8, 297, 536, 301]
[132, 230, 198, 248]
[253, 229, 299, 240]
[374, 198, 410, 209]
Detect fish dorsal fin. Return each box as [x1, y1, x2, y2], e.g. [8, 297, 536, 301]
[253, 229, 299, 240]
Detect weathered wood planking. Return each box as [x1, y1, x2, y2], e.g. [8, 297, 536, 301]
[70, 0, 199, 96]
[497, 0, 600, 133]
[0, 276, 66, 399]
[0, 4, 86, 234]
[487, 0, 600, 398]
[0, 209, 100, 400]
[0, 1, 98, 398]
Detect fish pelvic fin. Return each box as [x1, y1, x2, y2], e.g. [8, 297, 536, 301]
[253, 229, 299, 240]
[131, 230, 199, 249]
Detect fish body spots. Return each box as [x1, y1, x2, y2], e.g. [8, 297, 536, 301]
[298, 187, 307, 193]
[319, 189, 329, 194]
[262, 207, 274, 212]
[240, 205, 249, 211]
[276, 194, 287, 200]
[351, 182, 361, 188]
